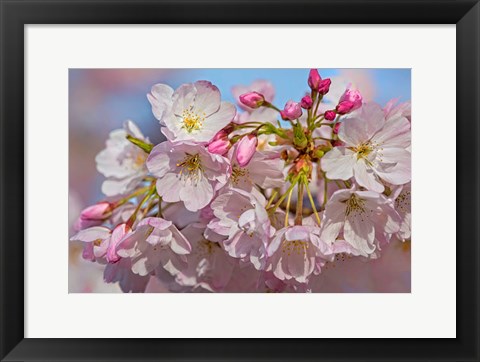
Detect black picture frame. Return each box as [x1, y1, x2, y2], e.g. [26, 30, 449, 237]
[1, 0, 479, 361]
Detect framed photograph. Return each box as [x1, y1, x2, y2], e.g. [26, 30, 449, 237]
[1, 0, 478, 361]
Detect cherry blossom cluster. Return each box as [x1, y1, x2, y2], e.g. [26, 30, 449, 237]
[71, 70, 411, 292]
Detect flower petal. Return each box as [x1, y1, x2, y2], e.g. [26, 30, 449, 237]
[193, 80, 221, 117]
[156, 173, 182, 203]
[321, 147, 356, 180]
[179, 177, 213, 212]
[353, 159, 384, 192]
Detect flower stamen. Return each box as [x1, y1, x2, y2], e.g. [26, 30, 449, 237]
[344, 194, 366, 216]
[281, 240, 309, 256]
[176, 153, 204, 183]
[354, 142, 373, 160]
[181, 107, 205, 133]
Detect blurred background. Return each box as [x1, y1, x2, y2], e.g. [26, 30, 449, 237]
[69, 68, 411, 293]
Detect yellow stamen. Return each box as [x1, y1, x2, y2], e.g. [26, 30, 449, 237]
[281, 240, 309, 257]
[176, 153, 204, 182]
[354, 142, 373, 159]
[181, 107, 205, 133]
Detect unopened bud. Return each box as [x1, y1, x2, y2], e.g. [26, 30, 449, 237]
[239, 92, 265, 109]
[300, 95, 313, 109]
[235, 134, 258, 167]
[324, 110, 336, 121]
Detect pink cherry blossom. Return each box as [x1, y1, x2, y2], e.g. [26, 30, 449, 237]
[70, 226, 111, 261]
[175, 224, 235, 292]
[227, 148, 284, 192]
[116, 217, 191, 276]
[104, 258, 150, 293]
[70, 223, 131, 263]
[266, 225, 331, 283]
[146, 141, 230, 211]
[95, 120, 149, 196]
[390, 183, 411, 241]
[321, 103, 411, 192]
[338, 87, 363, 112]
[281, 100, 302, 120]
[208, 188, 274, 270]
[150, 81, 236, 143]
[320, 187, 401, 256]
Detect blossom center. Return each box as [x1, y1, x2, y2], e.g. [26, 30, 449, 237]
[344, 194, 366, 216]
[231, 165, 250, 185]
[354, 142, 374, 159]
[176, 153, 204, 182]
[198, 239, 219, 256]
[281, 240, 309, 256]
[181, 107, 205, 133]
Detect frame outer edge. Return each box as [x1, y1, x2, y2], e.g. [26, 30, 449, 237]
[457, 2, 480, 360]
[0, 0, 479, 361]
[0, 0, 26, 360]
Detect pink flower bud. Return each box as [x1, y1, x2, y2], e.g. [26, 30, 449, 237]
[324, 110, 336, 121]
[308, 69, 321, 91]
[300, 95, 313, 109]
[106, 223, 130, 263]
[338, 88, 362, 111]
[281, 100, 302, 121]
[207, 133, 231, 155]
[235, 134, 258, 167]
[80, 202, 112, 220]
[336, 101, 355, 114]
[239, 91, 265, 109]
[318, 78, 331, 95]
[75, 202, 113, 230]
[333, 122, 341, 134]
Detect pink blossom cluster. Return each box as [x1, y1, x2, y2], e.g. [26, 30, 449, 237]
[71, 70, 411, 292]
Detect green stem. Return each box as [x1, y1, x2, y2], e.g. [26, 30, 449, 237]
[114, 185, 151, 207]
[312, 136, 332, 142]
[284, 187, 293, 227]
[263, 102, 282, 113]
[307, 92, 317, 128]
[266, 190, 278, 209]
[269, 177, 298, 214]
[127, 186, 155, 227]
[304, 177, 321, 226]
[313, 95, 323, 121]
